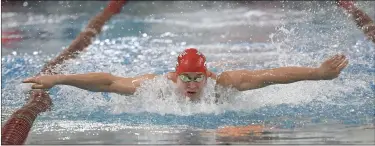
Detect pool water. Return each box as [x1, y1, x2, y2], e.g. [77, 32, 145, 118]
[1, 1, 374, 145]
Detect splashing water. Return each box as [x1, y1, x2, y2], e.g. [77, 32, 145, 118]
[1, 1, 374, 144]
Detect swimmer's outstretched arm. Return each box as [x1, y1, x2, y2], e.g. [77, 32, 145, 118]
[216, 54, 349, 91]
[22, 73, 157, 95]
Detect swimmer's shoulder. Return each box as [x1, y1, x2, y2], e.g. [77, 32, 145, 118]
[165, 72, 177, 83]
[207, 70, 217, 80]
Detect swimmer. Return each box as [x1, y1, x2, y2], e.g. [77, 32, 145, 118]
[23, 48, 349, 101]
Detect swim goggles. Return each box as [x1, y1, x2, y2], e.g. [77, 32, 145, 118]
[178, 74, 205, 82]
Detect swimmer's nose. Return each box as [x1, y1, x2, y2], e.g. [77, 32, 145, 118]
[187, 82, 198, 89]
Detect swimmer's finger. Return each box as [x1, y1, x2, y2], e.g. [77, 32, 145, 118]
[326, 54, 339, 63]
[31, 84, 45, 89]
[337, 59, 349, 70]
[332, 54, 346, 67]
[22, 77, 37, 83]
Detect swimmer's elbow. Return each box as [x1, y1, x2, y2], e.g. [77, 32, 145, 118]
[219, 70, 265, 91]
[108, 83, 137, 96]
[108, 74, 157, 95]
[108, 77, 137, 95]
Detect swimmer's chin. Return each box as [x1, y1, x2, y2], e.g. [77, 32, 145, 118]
[183, 92, 201, 100]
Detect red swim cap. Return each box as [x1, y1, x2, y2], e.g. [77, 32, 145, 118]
[175, 48, 207, 75]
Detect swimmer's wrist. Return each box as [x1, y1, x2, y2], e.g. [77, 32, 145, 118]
[313, 68, 324, 80]
[53, 75, 67, 85]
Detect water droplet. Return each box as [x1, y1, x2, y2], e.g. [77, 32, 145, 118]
[103, 25, 109, 31]
[12, 51, 17, 55]
[94, 40, 100, 44]
[165, 40, 172, 43]
[142, 33, 148, 37]
[23, 2, 28, 7]
[137, 55, 145, 60]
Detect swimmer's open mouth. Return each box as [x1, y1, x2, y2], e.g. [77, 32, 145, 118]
[187, 91, 196, 94]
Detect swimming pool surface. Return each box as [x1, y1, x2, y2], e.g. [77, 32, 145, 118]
[1, 1, 374, 144]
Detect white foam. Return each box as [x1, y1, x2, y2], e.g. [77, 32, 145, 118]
[2, 2, 373, 119]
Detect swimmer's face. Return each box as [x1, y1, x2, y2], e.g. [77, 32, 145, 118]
[176, 72, 207, 100]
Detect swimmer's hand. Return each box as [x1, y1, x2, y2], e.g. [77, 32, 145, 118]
[22, 75, 58, 89]
[317, 54, 349, 80]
